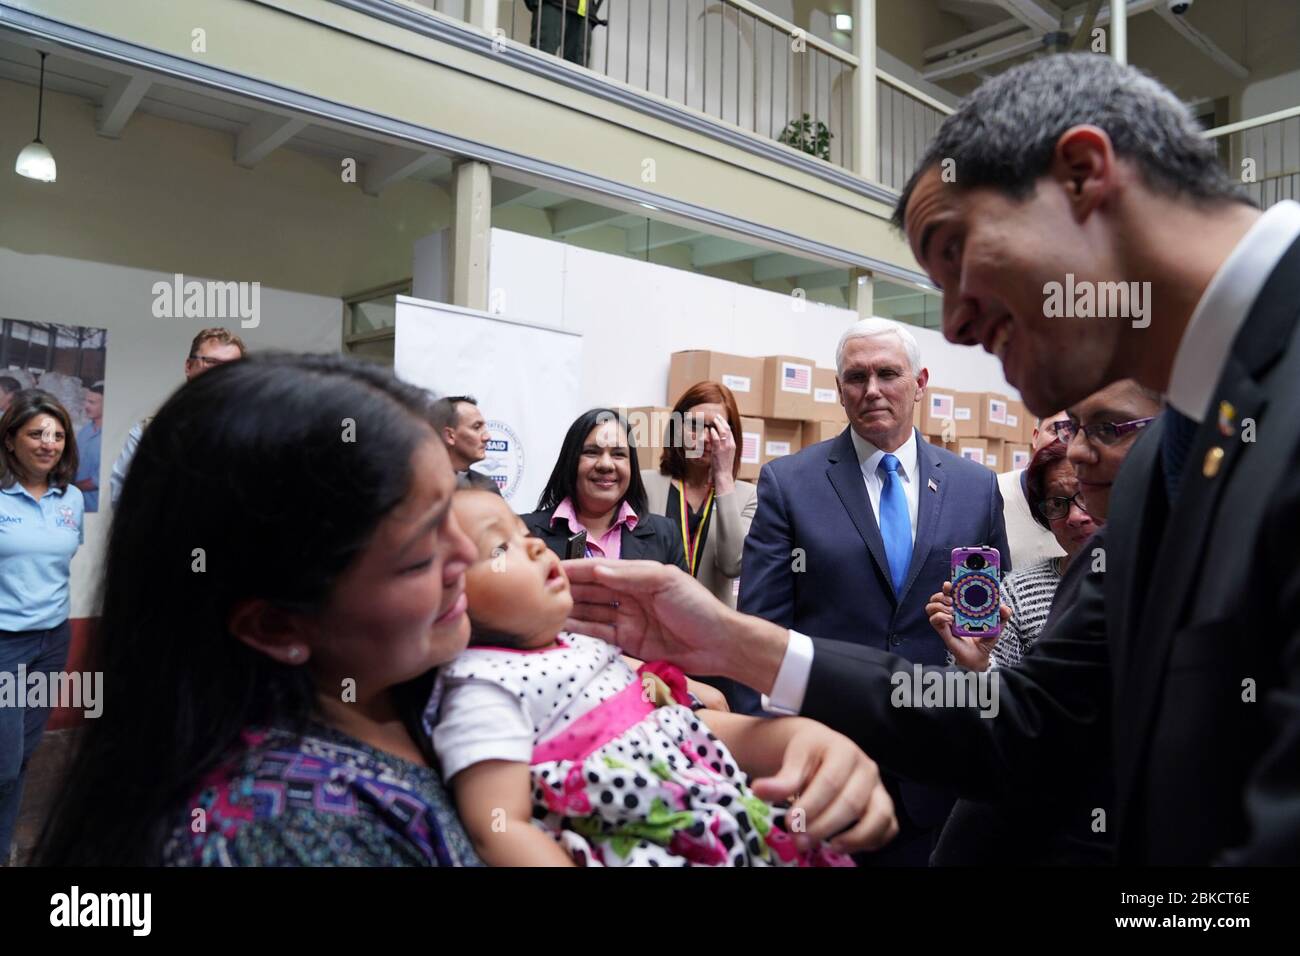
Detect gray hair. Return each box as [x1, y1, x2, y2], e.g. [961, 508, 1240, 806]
[835, 317, 922, 377]
[892, 53, 1251, 230]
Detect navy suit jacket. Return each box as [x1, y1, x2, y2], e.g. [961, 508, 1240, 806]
[737, 425, 1010, 828]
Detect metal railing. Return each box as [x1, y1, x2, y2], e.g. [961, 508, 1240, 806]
[1203, 106, 1300, 209]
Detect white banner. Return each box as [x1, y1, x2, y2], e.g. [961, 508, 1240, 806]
[394, 296, 583, 512]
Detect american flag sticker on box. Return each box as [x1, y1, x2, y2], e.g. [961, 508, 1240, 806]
[930, 394, 954, 418]
[960, 446, 985, 464]
[741, 432, 761, 464]
[781, 361, 811, 394]
[1012, 448, 1031, 469]
[989, 399, 1007, 424]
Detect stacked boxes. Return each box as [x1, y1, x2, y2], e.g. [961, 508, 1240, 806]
[623, 405, 671, 473]
[667, 351, 849, 473]
[920, 387, 1035, 473]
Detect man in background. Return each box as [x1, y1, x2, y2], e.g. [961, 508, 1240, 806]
[997, 410, 1068, 568]
[430, 395, 499, 495]
[109, 327, 246, 507]
[738, 316, 1009, 864]
[73, 381, 104, 511]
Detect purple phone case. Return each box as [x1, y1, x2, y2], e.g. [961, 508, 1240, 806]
[951, 547, 1002, 639]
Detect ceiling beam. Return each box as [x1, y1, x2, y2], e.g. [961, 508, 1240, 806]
[1153, 6, 1248, 80]
[235, 113, 308, 168]
[690, 236, 765, 268]
[95, 73, 150, 138]
[626, 223, 706, 254]
[791, 268, 850, 290]
[753, 253, 834, 281]
[490, 180, 537, 207]
[361, 148, 449, 196]
[548, 200, 628, 236]
[924, 0, 1161, 79]
[922, 30, 1043, 81]
[995, 0, 1063, 33]
[925, 18, 1024, 61]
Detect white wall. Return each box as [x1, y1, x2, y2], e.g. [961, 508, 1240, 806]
[0, 250, 342, 616]
[485, 227, 1016, 410]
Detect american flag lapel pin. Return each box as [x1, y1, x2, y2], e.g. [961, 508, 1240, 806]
[927, 477, 938, 493]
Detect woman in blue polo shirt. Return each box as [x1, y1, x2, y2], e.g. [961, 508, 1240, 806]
[0, 389, 83, 860]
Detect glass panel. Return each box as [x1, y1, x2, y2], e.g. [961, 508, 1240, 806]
[348, 295, 399, 335]
[874, 278, 942, 330]
[346, 335, 395, 367]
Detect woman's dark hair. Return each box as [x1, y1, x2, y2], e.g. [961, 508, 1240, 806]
[37, 353, 441, 866]
[1025, 440, 1071, 531]
[536, 408, 647, 517]
[660, 380, 744, 481]
[0, 389, 78, 489]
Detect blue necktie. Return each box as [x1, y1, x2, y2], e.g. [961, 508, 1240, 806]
[1161, 406, 1199, 501]
[877, 454, 912, 594]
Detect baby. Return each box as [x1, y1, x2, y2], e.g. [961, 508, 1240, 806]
[426, 489, 854, 867]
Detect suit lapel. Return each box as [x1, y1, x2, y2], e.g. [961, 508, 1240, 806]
[825, 429, 894, 598]
[899, 434, 945, 602]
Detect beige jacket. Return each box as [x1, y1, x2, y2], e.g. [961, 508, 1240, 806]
[640, 470, 758, 608]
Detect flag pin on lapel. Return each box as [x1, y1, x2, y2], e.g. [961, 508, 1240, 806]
[927, 477, 938, 493]
[1217, 400, 1236, 437]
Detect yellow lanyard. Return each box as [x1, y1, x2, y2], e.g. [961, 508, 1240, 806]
[577, 0, 588, 15]
[676, 481, 714, 577]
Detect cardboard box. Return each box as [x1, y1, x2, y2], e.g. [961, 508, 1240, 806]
[811, 368, 846, 424]
[922, 388, 981, 438]
[668, 351, 765, 418]
[738, 416, 765, 481]
[978, 392, 1021, 441]
[623, 406, 671, 473]
[761, 418, 803, 466]
[955, 436, 989, 466]
[761, 355, 817, 421]
[802, 420, 843, 447]
[1007, 442, 1032, 471]
[1005, 399, 1029, 444]
[983, 438, 1006, 472]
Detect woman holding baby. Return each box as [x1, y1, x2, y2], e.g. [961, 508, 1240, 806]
[36, 354, 896, 867]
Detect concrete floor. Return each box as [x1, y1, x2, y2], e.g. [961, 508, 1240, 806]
[4, 729, 79, 867]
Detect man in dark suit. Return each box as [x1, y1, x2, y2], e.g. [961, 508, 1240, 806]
[430, 395, 500, 495]
[564, 52, 1300, 864]
[737, 317, 1009, 863]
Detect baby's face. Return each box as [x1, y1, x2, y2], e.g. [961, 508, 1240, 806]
[453, 490, 573, 645]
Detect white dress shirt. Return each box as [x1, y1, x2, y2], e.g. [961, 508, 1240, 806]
[850, 426, 920, 546]
[764, 199, 1300, 716]
[1168, 200, 1300, 422]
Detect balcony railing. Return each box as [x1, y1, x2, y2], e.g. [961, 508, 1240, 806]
[395, 2, 953, 184]
[1204, 106, 1300, 209]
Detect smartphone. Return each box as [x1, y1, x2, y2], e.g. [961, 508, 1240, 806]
[950, 547, 1002, 639]
[565, 530, 588, 560]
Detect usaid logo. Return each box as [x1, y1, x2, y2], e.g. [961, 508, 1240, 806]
[481, 420, 525, 500]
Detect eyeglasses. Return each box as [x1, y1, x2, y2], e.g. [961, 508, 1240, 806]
[1036, 492, 1090, 522]
[1050, 416, 1154, 447]
[189, 355, 234, 368]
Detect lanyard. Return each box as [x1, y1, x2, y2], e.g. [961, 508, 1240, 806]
[675, 480, 714, 577]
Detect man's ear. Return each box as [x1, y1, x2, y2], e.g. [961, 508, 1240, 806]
[1050, 125, 1116, 220]
[228, 598, 314, 665]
